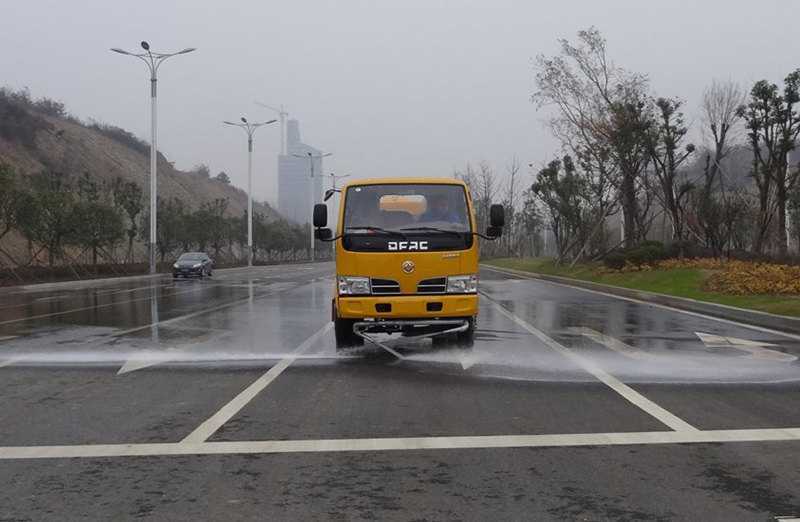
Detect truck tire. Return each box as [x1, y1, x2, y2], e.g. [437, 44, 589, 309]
[334, 318, 363, 349]
[456, 317, 476, 347]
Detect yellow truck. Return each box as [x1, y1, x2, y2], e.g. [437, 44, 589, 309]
[313, 178, 504, 351]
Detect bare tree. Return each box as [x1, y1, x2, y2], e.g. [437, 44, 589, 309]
[534, 27, 652, 247]
[738, 71, 800, 255]
[646, 97, 696, 243]
[503, 158, 521, 256]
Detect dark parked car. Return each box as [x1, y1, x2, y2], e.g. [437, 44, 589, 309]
[172, 252, 213, 279]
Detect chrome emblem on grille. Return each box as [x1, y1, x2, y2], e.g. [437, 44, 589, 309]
[402, 260, 415, 274]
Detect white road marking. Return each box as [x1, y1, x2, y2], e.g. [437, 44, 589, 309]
[482, 293, 698, 432]
[458, 350, 486, 370]
[695, 332, 797, 363]
[0, 357, 21, 368]
[117, 350, 180, 375]
[0, 427, 798, 460]
[0, 285, 206, 326]
[103, 282, 300, 341]
[568, 327, 652, 360]
[0, 335, 19, 342]
[482, 265, 800, 343]
[181, 322, 334, 443]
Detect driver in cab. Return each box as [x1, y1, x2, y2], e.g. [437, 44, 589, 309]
[420, 194, 462, 225]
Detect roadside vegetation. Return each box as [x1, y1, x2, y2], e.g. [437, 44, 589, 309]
[457, 27, 800, 319]
[486, 256, 800, 318]
[463, 27, 800, 268]
[0, 87, 316, 285]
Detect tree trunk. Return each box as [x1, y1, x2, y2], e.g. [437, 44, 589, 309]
[777, 182, 788, 257]
[621, 174, 637, 247]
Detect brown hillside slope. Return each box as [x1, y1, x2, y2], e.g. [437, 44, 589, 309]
[0, 114, 279, 220]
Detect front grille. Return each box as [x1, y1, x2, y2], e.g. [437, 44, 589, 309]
[417, 277, 447, 294]
[371, 278, 400, 294]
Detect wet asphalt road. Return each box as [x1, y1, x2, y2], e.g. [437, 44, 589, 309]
[0, 263, 799, 521]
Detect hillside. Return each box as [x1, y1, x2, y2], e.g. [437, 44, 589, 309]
[0, 88, 287, 266]
[0, 110, 279, 220]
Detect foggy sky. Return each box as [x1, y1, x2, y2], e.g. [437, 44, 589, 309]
[2, 0, 798, 208]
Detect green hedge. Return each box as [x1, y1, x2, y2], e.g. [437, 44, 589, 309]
[603, 241, 668, 269]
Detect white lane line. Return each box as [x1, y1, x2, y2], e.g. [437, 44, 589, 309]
[482, 292, 698, 433]
[181, 322, 334, 444]
[0, 427, 799, 460]
[0, 357, 21, 368]
[103, 282, 300, 340]
[482, 265, 800, 343]
[0, 285, 206, 326]
[695, 332, 797, 363]
[117, 349, 181, 375]
[568, 327, 652, 360]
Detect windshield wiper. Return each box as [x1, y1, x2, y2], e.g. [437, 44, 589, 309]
[345, 226, 407, 239]
[399, 226, 464, 237]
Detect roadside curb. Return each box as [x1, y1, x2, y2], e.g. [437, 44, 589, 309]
[481, 264, 800, 336]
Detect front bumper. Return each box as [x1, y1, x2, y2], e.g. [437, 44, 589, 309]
[337, 294, 478, 319]
[173, 267, 202, 276]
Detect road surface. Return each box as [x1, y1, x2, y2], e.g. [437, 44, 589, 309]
[0, 263, 799, 521]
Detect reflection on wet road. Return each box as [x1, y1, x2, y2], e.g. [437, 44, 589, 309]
[1, 262, 799, 521]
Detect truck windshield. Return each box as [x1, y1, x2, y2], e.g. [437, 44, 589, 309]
[342, 184, 472, 252]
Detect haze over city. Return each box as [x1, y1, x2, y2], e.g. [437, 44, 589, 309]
[1, 0, 797, 207]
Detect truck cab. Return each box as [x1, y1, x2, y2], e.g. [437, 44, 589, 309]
[313, 178, 504, 350]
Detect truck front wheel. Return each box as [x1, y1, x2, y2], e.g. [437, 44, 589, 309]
[456, 317, 476, 347]
[334, 318, 364, 350]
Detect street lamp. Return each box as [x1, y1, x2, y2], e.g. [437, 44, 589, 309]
[111, 41, 196, 274]
[293, 151, 332, 260]
[224, 117, 277, 266]
[328, 172, 350, 192]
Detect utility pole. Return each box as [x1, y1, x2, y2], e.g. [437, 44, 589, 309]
[111, 42, 196, 274]
[224, 117, 277, 266]
[293, 151, 332, 261]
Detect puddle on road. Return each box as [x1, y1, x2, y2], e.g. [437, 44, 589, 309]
[1, 275, 799, 384]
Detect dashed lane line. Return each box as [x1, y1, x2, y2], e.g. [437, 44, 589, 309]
[0, 427, 798, 460]
[0, 285, 207, 326]
[180, 322, 334, 444]
[482, 292, 699, 433]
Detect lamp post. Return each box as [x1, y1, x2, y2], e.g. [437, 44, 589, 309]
[293, 151, 332, 260]
[224, 117, 277, 266]
[111, 42, 196, 274]
[328, 172, 349, 192]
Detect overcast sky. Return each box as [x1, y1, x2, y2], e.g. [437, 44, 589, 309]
[2, 0, 798, 206]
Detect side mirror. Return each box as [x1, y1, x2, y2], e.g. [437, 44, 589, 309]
[489, 204, 505, 228]
[315, 228, 333, 241]
[313, 203, 328, 228]
[486, 226, 502, 238]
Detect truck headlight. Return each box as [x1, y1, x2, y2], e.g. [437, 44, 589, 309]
[447, 274, 478, 293]
[338, 276, 371, 295]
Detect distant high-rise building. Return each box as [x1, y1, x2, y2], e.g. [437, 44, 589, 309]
[278, 119, 324, 224]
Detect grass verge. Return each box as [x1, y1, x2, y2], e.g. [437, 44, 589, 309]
[484, 257, 800, 318]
